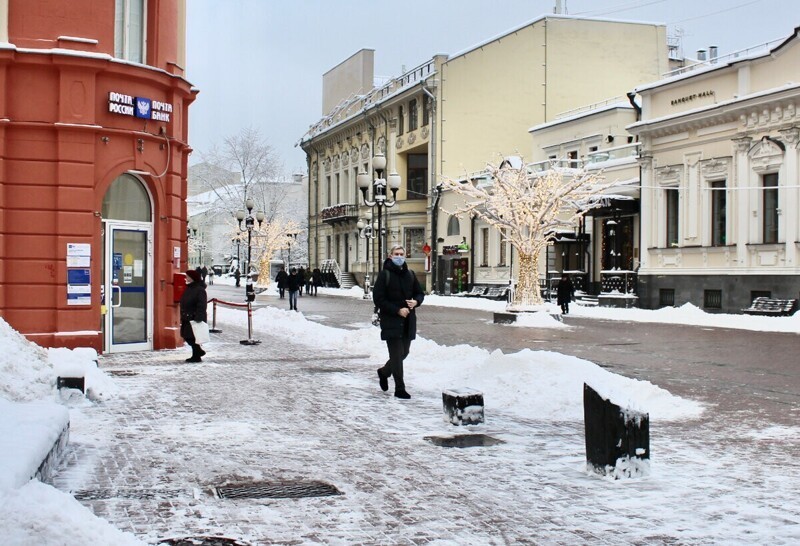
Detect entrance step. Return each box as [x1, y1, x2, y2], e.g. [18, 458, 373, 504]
[339, 272, 356, 289]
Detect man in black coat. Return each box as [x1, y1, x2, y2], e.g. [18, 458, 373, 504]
[372, 244, 424, 399]
[556, 273, 575, 314]
[287, 267, 302, 311]
[180, 269, 208, 362]
[275, 266, 288, 299]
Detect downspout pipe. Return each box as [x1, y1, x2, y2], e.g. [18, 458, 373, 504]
[422, 82, 438, 292]
[627, 90, 643, 295]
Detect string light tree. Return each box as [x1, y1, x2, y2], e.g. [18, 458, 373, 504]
[254, 218, 303, 289]
[441, 158, 618, 318]
[357, 153, 401, 264]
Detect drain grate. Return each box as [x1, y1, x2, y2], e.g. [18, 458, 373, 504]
[424, 434, 506, 448]
[73, 488, 185, 500]
[107, 370, 139, 377]
[215, 480, 342, 499]
[157, 537, 252, 546]
[303, 367, 349, 374]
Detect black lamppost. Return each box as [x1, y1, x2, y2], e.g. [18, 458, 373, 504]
[606, 218, 618, 270]
[235, 198, 265, 345]
[285, 231, 298, 268]
[357, 153, 400, 267]
[356, 215, 378, 299]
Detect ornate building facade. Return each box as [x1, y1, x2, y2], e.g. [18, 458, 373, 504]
[0, 0, 196, 352]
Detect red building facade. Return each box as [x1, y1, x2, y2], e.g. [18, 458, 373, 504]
[0, 0, 196, 353]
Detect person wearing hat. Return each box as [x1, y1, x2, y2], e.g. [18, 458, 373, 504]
[180, 269, 208, 362]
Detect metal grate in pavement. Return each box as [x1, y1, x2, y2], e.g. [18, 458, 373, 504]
[157, 537, 252, 546]
[303, 367, 349, 374]
[215, 480, 342, 499]
[73, 488, 186, 500]
[424, 434, 506, 448]
[106, 369, 139, 377]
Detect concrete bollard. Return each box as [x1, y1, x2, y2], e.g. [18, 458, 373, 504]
[443, 388, 484, 425]
[583, 383, 649, 478]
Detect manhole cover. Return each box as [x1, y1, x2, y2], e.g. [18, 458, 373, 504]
[157, 537, 251, 546]
[215, 480, 342, 499]
[107, 370, 139, 377]
[424, 434, 505, 448]
[73, 488, 184, 500]
[303, 367, 348, 374]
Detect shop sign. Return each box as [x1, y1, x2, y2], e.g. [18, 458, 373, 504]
[671, 90, 715, 106]
[108, 91, 172, 122]
[442, 245, 459, 255]
[66, 243, 91, 306]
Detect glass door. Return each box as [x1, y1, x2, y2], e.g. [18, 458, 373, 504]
[104, 222, 153, 352]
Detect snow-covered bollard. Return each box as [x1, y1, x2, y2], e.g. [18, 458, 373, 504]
[583, 383, 650, 478]
[443, 388, 484, 425]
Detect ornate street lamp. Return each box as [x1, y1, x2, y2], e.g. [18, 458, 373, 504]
[235, 197, 265, 345]
[356, 215, 378, 299]
[357, 153, 401, 268]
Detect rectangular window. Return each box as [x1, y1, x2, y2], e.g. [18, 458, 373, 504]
[704, 289, 722, 309]
[398, 106, 404, 136]
[499, 229, 507, 266]
[751, 290, 771, 301]
[326, 236, 331, 259]
[409, 99, 418, 131]
[326, 176, 332, 207]
[115, 0, 145, 63]
[481, 228, 489, 266]
[588, 146, 598, 153]
[711, 180, 726, 246]
[404, 227, 425, 259]
[334, 173, 340, 204]
[422, 95, 430, 126]
[407, 154, 427, 200]
[567, 150, 579, 169]
[666, 188, 679, 247]
[659, 288, 675, 307]
[763, 173, 779, 244]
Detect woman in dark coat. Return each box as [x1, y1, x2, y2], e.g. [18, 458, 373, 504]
[180, 269, 208, 362]
[372, 245, 424, 399]
[556, 273, 574, 315]
[311, 267, 322, 296]
[275, 266, 288, 299]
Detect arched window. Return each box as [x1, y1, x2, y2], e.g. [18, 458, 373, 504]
[447, 215, 460, 236]
[102, 173, 152, 221]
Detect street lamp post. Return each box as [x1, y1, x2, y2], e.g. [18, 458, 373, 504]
[235, 198, 265, 346]
[356, 216, 378, 299]
[285, 231, 298, 268]
[357, 153, 401, 268]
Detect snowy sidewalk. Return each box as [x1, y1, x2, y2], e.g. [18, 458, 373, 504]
[50, 310, 800, 545]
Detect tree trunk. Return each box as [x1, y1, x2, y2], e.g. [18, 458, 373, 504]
[510, 251, 543, 309]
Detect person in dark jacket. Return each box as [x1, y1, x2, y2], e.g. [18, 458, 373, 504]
[180, 269, 208, 362]
[372, 245, 424, 399]
[297, 266, 306, 298]
[234, 267, 241, 287]
[275, 266, 288, 299]
[287, 267, 302, 311]
[311, 267, 322, 296]
[556, 273, 575, 314]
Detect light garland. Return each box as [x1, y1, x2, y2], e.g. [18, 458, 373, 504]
[442, 161, 620, 310]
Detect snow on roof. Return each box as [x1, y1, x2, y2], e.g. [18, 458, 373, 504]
[530, 101, 633, 133]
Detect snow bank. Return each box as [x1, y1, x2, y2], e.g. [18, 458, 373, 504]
[0, 317, 53, 402]
[48, 348, 119, 402]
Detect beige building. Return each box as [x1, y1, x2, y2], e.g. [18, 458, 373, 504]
[300, 15, 669, 293]
[628, 27, 800, 312]
[526, 100, 642, 299]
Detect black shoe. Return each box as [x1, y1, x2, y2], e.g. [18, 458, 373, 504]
[377, 369, 389, 392]
[185, 357, 202, 363]
[198, 348, 206, 357]
[394, 390, 411, 399]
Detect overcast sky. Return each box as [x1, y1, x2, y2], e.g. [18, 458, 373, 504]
[186, 0, 794, 175]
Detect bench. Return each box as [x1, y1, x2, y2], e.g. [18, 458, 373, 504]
[483, 286, 509, 300]
[464, 286, 487, 297]
[742, 297, 798, 316]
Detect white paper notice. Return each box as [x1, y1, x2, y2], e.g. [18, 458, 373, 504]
[134, 260, 143, 277]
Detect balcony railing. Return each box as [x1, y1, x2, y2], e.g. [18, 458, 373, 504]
[600, 270, 637, 294]
[320, 203, 358, 225]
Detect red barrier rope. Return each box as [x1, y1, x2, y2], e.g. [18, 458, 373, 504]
[206, 298, 249, 333]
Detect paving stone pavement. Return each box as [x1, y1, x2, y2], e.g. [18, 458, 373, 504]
[50, 289, 800, 545]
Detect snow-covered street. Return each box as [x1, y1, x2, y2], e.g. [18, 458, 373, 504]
[3, 292, 799, 545]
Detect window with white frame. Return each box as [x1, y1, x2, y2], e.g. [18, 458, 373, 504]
[404, 227, 425, 259]
[447, 216, 460, 236]
[326, 175, 331, 207]
[481, 228, 489, 266]
[115, 0, 146, 63]
[666, 187, 679, 247]
[499, 228, 507, 266]
[710, 180, 726, 246]
[762, 173, 779, 244]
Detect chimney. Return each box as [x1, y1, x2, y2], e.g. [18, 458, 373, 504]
[697, 49, 707, 62]
[709, 45, 718, 62]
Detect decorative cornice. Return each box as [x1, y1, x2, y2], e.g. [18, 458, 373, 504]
[779, 127, 800, 148]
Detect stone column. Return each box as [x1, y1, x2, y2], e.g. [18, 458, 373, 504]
[778, 127, 799, 266]
[732, 136, 753, 267]
[638, 155, 654, 269]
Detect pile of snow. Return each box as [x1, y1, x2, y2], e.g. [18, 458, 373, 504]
[0, 317, 53, 402]
[48, 348, 119, 402]
[217, 306, 704, 422]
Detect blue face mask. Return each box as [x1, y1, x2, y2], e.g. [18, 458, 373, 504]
[391, 256, 406, 267]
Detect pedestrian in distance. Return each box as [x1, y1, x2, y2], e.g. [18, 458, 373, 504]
[275, 266, 288, 299]
[297, 266, 306, 297]
[556, 273, 575, 315]
[305, 267, 313, 295]
[180, 269, 208, 363]
[207, 268, 214, 285]
[287, 267, 301, 311]
[373, 245, 424, 399]
[311, 267, 322, 296]
[234, 267, 241, 288]
[200, 264, 208, 282]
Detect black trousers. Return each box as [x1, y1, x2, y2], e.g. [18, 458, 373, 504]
[380, 337, 412, 392]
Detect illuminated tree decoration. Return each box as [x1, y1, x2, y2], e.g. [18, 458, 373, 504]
[442, 159, 619, 310]
[223, 217, 301, 287]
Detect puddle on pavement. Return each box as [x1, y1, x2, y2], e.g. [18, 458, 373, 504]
[424, 434, 505, 448]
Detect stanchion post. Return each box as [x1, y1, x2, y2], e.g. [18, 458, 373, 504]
[209, 299, 222, 333]
[240, 299, 261, 345]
